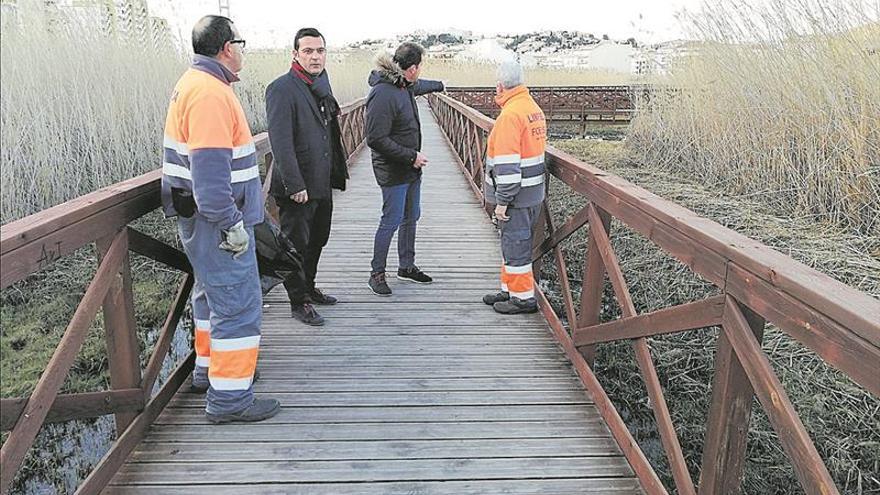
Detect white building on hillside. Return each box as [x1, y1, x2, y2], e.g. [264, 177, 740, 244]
[521, 40, 634, 72]
[586, 40, 635, 72]
[633, 40, 700, 75]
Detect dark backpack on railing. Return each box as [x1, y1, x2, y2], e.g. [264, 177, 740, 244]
[254, 218, 307, 296]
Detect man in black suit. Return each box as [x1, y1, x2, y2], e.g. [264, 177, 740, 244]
[265, 27, 348, 326]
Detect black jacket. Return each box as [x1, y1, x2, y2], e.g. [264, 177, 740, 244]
[265, 70, 347, 199]
[366, 53, 444, 187]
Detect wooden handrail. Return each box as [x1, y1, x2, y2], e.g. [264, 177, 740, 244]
[427, 91, 880, 495]
[0, 172, 161, 289]
[0, 98, 368, 495]
[444, 86, 637, 123]
[0, 230, 128, 491]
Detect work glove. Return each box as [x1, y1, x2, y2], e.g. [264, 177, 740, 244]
[219, 220, 249, 259]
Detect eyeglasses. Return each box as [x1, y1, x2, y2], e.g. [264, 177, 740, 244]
[228, 39, 246, 50]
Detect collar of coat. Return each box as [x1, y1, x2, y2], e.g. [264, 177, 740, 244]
[191, 54, 240, 84]
[373, 51, 413, 88]
[494, 85, 529, 108]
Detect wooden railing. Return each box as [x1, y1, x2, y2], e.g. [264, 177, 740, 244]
[428, 92, 880, 495]
[0, 99, 366, 495]
[445, 85, 638, 125]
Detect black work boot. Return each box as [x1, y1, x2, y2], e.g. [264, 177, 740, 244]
[369, 272, 392, 296]
[291, 302, 325, 326]
[189, 370, 261, 394]
[482, 291, 510, 305]
[397, 265, 433, 283]
[310, 287, 338, 305]
[493, 296, 538, 314]
[206, 397, 281, 424]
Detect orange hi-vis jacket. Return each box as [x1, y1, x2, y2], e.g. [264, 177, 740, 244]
[484, 85, 547, 207]
[161, 55, 263, 230]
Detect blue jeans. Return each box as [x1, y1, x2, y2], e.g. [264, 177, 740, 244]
[371, 177, 421, 273]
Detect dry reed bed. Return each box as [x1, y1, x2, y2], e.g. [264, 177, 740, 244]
[628, 0, 880, 235]
[544, 138, 879, 494]
[0, 8, 625, 224]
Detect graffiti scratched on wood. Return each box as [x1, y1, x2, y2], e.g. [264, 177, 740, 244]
[37, 241, 63, 269]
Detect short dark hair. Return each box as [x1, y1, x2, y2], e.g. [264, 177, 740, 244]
[294, 28, 325, 50]
[192, 15, 234, 57]
[394, 42, 424, 70]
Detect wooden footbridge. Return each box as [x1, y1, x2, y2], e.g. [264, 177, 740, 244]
[444, 86, 637, 125]
[1, 93, 878, 495]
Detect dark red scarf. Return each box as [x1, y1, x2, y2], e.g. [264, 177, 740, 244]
[291, 60, 314, 85]
[290, 60, 339, 118]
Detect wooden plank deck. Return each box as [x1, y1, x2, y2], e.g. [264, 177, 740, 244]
[106, 101, 642, 494]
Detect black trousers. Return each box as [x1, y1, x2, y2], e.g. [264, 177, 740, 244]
[276, 195, 333, 304]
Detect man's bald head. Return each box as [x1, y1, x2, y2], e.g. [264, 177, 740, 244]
[192, 15, 234, 57]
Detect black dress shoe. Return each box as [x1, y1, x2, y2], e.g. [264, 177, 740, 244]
[291, 303, 325, 326]
[310, 287, 338, 305]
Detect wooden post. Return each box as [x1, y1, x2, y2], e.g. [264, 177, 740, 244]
[586, 204, 696, 495]
[720, 296, 839, 495]
[97, 229, 141, 435]
[698, 302, 764, 495]
[577, 204, 611, 366]
[581, 104, 588, 137]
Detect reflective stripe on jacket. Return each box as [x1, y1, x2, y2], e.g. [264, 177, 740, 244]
[161, 55, 263, 229]
[484, 86, 547, 207]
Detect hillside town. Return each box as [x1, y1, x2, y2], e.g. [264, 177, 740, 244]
[348, 29, 699, 75]
[0, 0, 696, 76]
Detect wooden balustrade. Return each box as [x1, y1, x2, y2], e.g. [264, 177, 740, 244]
[444, 85, 638, 125]
[427, 91, 880, 495]
[0, 99, 366, 495]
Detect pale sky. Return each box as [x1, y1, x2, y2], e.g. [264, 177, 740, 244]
[147, 0, 709, 49]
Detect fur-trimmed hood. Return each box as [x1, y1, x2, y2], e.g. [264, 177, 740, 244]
[368, 51, 410, 88]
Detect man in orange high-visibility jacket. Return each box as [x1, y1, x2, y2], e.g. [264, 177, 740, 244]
[161, 15, 279, 423]
[482, 59, 547, 314]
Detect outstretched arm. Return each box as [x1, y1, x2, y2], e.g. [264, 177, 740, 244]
[412, 78, 444, 97]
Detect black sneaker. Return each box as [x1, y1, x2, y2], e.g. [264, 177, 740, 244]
[493, 296, 538, 314]
[206, 397, 281, 424]
[189, 370, 261, 394]
[310, 288, 338, 305]
[291, 303, 325, 326]
[397, 266, 433, 284]
[482, 291, 510, 305]
[369, 272, 392, 296]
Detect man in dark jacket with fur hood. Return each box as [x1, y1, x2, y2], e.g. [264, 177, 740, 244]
[365, 42, 444, 296]
[265, 27, 348, 325]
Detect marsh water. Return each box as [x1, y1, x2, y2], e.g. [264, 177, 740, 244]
[18, 324, 191, 494]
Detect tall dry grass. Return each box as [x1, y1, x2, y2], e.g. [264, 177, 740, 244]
[0, 7, 626, 225]
[627, 0, 880, 235]
[0, 11, 376, 223]
[0, 10, 185, 223]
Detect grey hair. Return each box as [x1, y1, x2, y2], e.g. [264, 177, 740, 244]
[496, 59, 524, 89]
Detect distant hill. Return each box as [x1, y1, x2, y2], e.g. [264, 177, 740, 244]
[345, 30, 647, 72]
